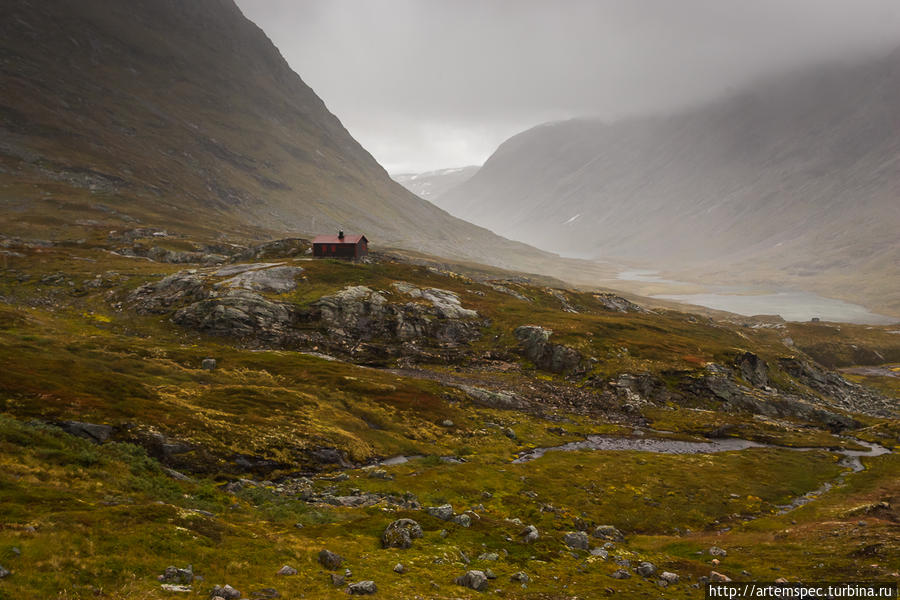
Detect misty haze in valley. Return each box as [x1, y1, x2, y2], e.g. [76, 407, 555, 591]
[239, 0, 900, 319]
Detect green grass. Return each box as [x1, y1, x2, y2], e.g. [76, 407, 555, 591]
[0, 238, 897, 598]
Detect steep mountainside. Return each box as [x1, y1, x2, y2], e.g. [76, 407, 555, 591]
[393, 165, 480, 202]
[0, 0, 555, 271]
[440, 54, 900, 316]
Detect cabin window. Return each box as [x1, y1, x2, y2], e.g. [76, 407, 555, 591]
[330, 245, 336, 253]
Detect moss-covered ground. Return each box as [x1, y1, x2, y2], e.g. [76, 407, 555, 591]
[0, 239, 897, 598]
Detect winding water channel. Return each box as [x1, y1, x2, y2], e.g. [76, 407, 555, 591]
[510, 434, 891, 514]
[375, 435, 891, 514]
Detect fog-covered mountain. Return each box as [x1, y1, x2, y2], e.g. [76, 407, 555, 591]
[393, 166, 480, 202]
[0, 0, 556, 271]
[440, 52, 900, 315]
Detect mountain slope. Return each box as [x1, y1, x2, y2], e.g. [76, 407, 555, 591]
[0, 0, 554, 271]
[393, 165, 480, 202]
[440, 54, 900, 316]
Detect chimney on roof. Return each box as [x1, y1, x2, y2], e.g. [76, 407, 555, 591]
[338, 229, 344, 240]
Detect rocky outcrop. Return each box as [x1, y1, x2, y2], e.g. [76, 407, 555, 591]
[121, 245, 227, 265]
[54, 420, 114, 443]
[314, 285, 482, 346]
[391, 282, 478, 319]
[734, 352, 769, 388]
[778, 357, 895, 417]
[514, 325, 587, 376]
[456, 385, 529, 410]
[592, 293, 646, 313]
[173, 289, 302, 346]
[216, 265, 303, 293]
[128, 271, 209, 314]
[686, 364, 859, 430]
[606, 373, 667, 410]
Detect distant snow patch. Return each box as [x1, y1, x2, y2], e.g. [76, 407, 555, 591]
[563, 214, 580, 224]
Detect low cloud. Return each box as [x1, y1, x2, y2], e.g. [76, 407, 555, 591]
[237, 0, 900, 172]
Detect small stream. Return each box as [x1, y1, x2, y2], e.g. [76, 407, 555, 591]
[374, 435, 890, 514]
[511, 434, 891, 514]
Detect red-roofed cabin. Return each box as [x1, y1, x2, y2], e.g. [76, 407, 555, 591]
[312, 231, 368, 259]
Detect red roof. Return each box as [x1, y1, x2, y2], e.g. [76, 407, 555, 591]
[312, 234, 366, 244]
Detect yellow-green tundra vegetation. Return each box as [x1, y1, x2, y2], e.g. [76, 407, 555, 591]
[0, 230, 898, 599]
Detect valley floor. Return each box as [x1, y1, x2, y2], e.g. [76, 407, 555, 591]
[0, 232, 897, 599]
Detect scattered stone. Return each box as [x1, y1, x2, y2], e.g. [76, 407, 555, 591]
[511, 571, 530, 583]
[484, 569, 496, 579]
[590, 548, 609, 559]
[636, 562, 657, 577]
[382, 518, 424, 549]
[250, 588, 280, 600]
[318, 549, 343, 570]
[452, 513, 472, 527]
[162, 467, 194, 482]
[158, 565, 194, 584]
[0, 565, 9, 579]
[348, 581, 377, 595]
[610, 569, 631, 579]
[330, 573, 346, 586]
[593, 525, 625, 541]
[709, 546, 727, 557]
[477, 552, 499, 562]
[660, 572, 680, 584]
[503, 427, 516, 440]
[520, 524, 540, 543]
[201, 358, 217, 370]
[276, 565, 297, 576]
[393, 563, 405, 574]
[209, 585, 240, 600]
[482, 491, 493, 499]
[710, 571, 732, 582]
[367, 469, 393, 480]
[455, 570, 489, 591]
[161, 584, 192, 593]
[441, 419, 455, 427]
[427, 504, 455, 521]
[564, 531, 590, 550]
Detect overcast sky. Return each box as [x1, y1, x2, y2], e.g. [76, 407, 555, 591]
[235, 0, 900, 173]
